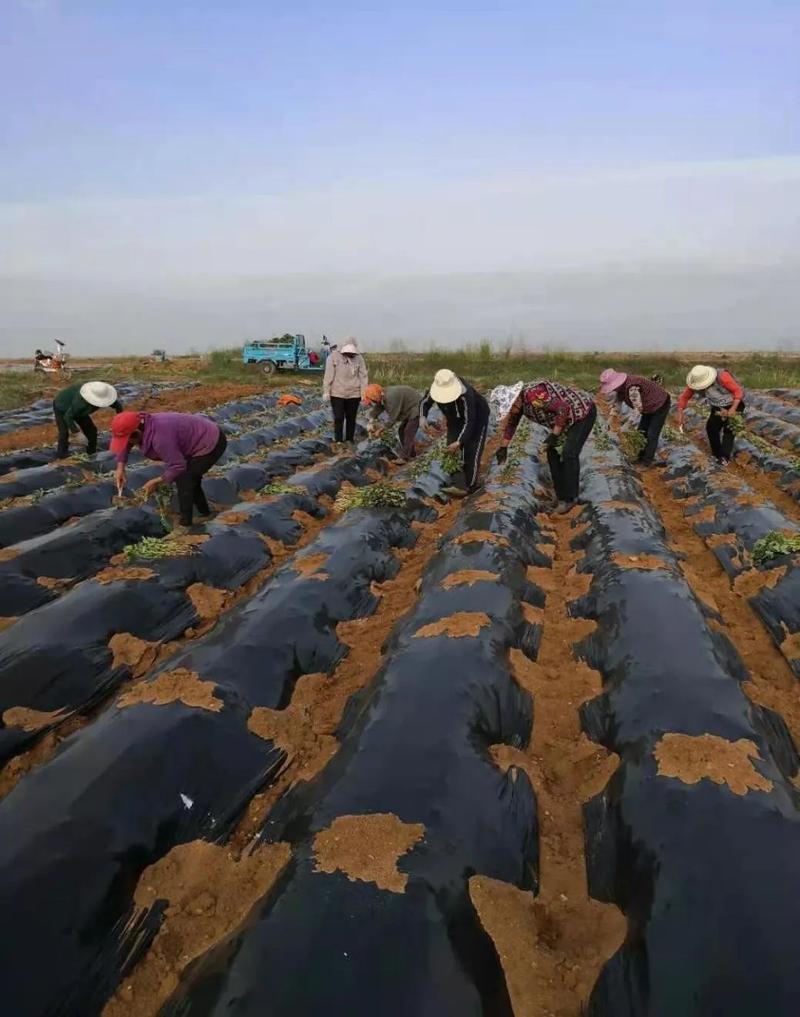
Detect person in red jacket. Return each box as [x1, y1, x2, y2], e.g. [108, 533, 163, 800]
[599, 369, 671, 466]
[677, 364, 745, 464]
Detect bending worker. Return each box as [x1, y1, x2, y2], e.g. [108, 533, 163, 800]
[362, 383, 421, 460]
[53, 381, 122, 459]
[496, 380, 596, 514]
[677, 364, 745, 465]
[421, 369, 489, 496]
[110, 411, 227, 528]
[322, 339, 368, 444]
[599, 368, 671, 466]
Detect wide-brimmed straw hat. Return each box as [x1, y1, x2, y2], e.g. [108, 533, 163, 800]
[80, 381, 118, 408]
[599, 368, 627, 395]
[686, 365, 717, 391]
[429, 369, 465, 404]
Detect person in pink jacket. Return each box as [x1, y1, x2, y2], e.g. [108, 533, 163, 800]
[322, 339, 368, 443]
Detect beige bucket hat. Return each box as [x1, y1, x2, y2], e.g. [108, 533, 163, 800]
[80, 381, 118, 407]
[686, 365, 717, 391]
[430, 369, 465, 404]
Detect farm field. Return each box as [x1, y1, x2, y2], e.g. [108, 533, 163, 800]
[0, 364, 799, 1015]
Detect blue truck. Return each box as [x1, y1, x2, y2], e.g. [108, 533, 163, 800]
[241, 334, 331, 375]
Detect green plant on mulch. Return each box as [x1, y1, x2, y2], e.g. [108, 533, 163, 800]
[592, 423, 613, 451]
[333, 481, 406, 513]
[408, 439, 462, 480]
[262, 481, 304, 496]
[122, 535, 195, 562]
[718, 412, 747, 435]
[620, 428, 647, 461]
[662, 424, 688, 444]
[146, 485, 174, 531]
[751, 530, 800, 566]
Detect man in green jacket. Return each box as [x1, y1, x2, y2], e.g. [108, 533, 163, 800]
[53, 381, 123, 458]
[362, 383, 421, 459]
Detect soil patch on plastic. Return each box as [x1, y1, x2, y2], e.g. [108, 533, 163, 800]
[292, 552, 329, 577]
[96, 566, 157, 585]
[312, 813, 425, 893]
[109, 633, 172, 678]
[733, 565, 788, 598]
[452, 529, 511, 547]
[611, 552, 672, 571]
[440, 569, 500, 589]
[104, 840, 290, 1017]
[413, 611, 491, 639]
[117, 669, 223, 712]
[477, 514, 624, 1016]
[186, 583, 227, 620]
[2, 705, 68, 733]
[655, 733, 773, 795]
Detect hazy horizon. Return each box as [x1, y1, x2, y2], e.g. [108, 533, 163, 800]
[2, 2, 798, 357]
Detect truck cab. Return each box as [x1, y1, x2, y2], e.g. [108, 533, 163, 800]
[242, 334, 327, 375]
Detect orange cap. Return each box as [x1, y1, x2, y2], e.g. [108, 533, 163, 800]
[363, 383, 384, 404]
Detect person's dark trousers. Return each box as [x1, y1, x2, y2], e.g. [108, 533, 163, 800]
[54, 405, 97, 458]
[398, 417, 418, 458]
[547, 403, 597, 502]
[330, 396, 360, 442]
[706, 402, 745, 461]
[637, 395, 671, 464]
[456, 398, 490, 491]
[175, 429, 227, 526]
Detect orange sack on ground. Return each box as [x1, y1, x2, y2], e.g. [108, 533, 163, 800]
[277, 394, 303, 407]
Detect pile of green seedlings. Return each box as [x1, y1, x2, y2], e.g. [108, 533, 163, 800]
[751, 530, 800, 565]
[333, 481, 406, 513]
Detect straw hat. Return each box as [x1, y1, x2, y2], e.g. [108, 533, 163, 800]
[80, 381, 118, 407]
[686, 365, 717, 391]
[430, 369, 465, 404]
[340, 343, 358, 355]
[599, 368, 627, 395]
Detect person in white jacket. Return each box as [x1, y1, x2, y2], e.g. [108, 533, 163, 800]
[322, 340, 369, 443]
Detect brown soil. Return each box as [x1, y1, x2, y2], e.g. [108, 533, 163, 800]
[36, 575, 73, 590]
[599, 500, 642, 512]
[214, 510, 251, 524]
[781, 630, 800, 664]
[0, 547, 20, 562]
[312, 813, 425, 893]
[0, 617, 17, 632]
[103, 840, 290, 1017]
[109, 633, 173, 678]
[440, 569, 500, 589]
[413, 611, 491, 639]
[95, 566, 156, 584]
[452, 529, 511, 547]
[231, 497, 466, 850]
[611, 552, 671, 571]
[117, 669, 223, 712]
[2, 705, 68, 733]
[640, 467, 800, 771]
[0, 383, 264, 454]
[655, 733, 773, 795]
[475, 517, 624, 1017]
[186, 583, 227, 620]
[0, 716, 85, 800]
[292, 552, 330, 577]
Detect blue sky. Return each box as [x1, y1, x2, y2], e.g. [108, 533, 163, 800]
[1, 0, 798, 351]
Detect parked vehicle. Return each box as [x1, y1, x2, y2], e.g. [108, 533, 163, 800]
[242, 334, 330, 375]
[33, 339, 70, 376]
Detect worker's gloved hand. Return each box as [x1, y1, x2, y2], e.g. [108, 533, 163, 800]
[495, 446, 508, 465]
[544, 432, 560, 450]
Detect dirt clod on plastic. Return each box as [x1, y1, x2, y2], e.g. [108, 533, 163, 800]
[611, 553, 671, 571]
[116, 669, 223, 712]
[452, 529, 511, 547]
[95, 566, 157, 585]
[186, 583, 227, 620]
[440, 569, 500, 589]
[312, 813, 425, 893]
[413, 611, 491, 639]
[103, 840, 291, 1017]
[2, 705, 68, 733]
[655, 733, 773, 795]
[109, 633, 169, 678]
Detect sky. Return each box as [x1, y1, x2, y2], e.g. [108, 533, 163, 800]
[1, 0, 799, 355]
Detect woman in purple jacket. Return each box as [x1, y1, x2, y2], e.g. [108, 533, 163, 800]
[110, 411, 227, 526]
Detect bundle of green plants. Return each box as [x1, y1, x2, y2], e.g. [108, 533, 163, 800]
[592, 424, 613, 451]
[333, 481, 406, 513]
[262, 481, 304, 496]
[620, 429, 648, 461]
[751, 530, 800, 566]
[721, 412, 747, 436]
[439, 448, 462, 474]
[662, 424, 687, 444]
[122, 535, 194, 562]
